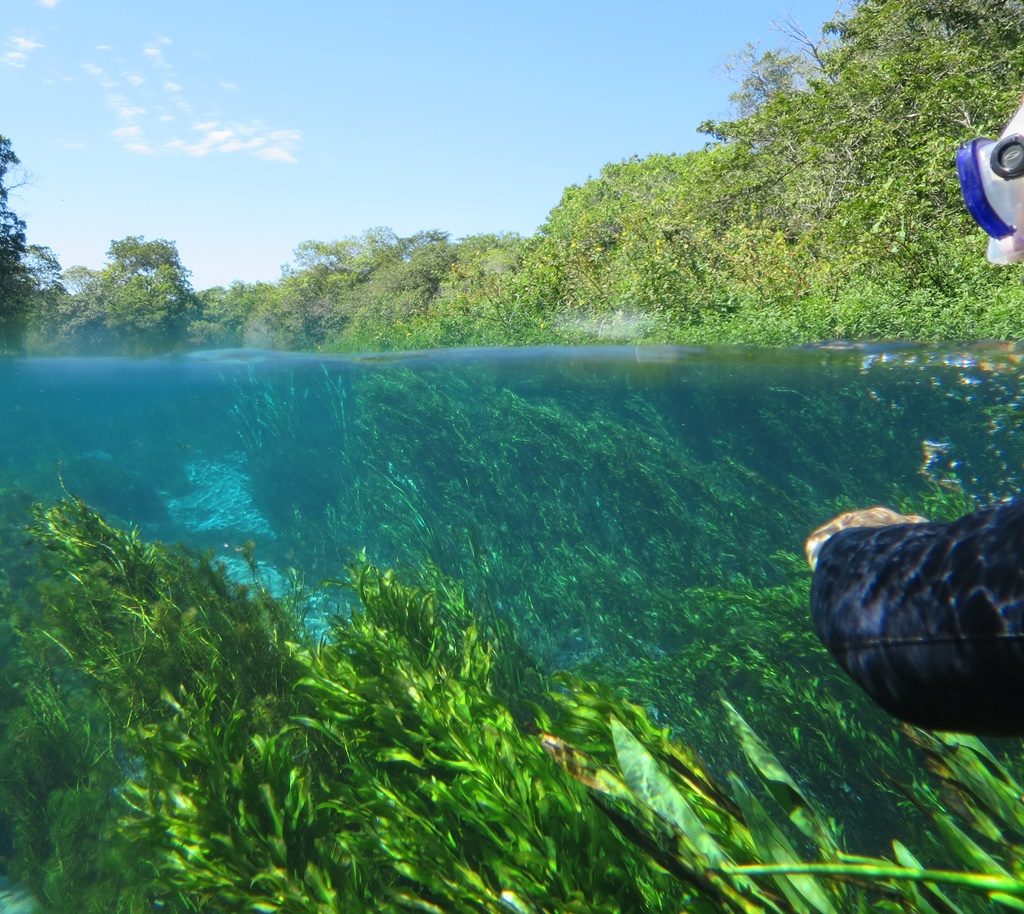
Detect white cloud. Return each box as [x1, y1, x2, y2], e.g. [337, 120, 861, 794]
[3, 35, 43, 68]
[160, 120, 300, 163]
[108, 111, 152, 155]
[104, 92, 145, 122]
[38, 0, 60, 8]
[81, 61, 119, 89]
[86, 36, 300, 165]
[143, 36, 172, 70]
[95, 44, 112, 52]
[257, 146, 297, 163]
[108, 112, 299, 163]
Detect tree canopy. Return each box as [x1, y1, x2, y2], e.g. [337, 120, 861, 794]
[28, 236, 198, 355]
[0, 136, 31, 354]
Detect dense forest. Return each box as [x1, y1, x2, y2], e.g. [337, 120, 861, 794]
[3, 0, 1024, 357]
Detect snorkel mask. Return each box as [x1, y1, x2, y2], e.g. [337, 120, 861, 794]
[957, 97, 1024, 264]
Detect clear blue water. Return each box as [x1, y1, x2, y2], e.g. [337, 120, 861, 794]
[2, 343, 1024, 897]
[3, 344, 1022, 666]
[3, 343, 1019, 571]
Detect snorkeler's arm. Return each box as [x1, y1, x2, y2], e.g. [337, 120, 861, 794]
[808, 499, 1024, 735]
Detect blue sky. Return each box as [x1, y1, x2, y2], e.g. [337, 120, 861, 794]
[3, 0, 841, 289]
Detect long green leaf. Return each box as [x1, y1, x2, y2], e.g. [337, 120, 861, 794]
[610, 716, 725, 868]
[728, 773, 839, 914]
[892, 840, 966, 914]
[723, 699, 839, 855]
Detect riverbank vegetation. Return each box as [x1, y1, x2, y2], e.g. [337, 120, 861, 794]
[3, 0, 1024, 356]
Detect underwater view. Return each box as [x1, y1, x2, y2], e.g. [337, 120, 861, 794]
[3, 343, 1024, 912]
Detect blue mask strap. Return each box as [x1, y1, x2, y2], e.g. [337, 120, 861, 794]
[957, 139, 1016, 239]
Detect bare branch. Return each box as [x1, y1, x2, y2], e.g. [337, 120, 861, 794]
[770, 14, 833, 79]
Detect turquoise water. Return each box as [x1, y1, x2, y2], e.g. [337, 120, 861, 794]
[2, 343, 1024, 905]
[2, 344, 1019, 590]
[3, 343, 1022, 678]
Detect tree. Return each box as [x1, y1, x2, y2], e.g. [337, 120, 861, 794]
[721, 42, 818, 120]
[21, 245, 69, 351]
[271, 228, 460, 349]
[193, 281, 281, 348]
[369, 230, 457, 319]
[32, 265, 109, 353]
[0, 136, 31, 354]
[24, 244, 63, 292]
[699, 0, 1024, 290]
[99, 236, 199, 354]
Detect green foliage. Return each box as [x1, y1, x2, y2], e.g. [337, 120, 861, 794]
[27, 237, 199, 355]
[99, 236, 199, 353]
[28, 264, 107, 353]
[702, 0, 1024, 289]
[262, 229, 460, 351]
[19, 246, 69, 351]
[0, 136, 32, 355]
[390, 0, 1024, 350]
[191, 279, 282, 348]
[519, 0, 1024, 343]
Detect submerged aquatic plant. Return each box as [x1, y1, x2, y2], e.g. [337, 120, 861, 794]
[3, 499, 1024, 912]
[0, 496, 307, 911]
[3, 350, 1024, 910]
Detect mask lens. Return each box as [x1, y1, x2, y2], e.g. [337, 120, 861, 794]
[992, 135, 1024, 179]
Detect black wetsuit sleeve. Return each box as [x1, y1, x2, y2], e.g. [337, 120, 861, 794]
[810, 498, 1024, 735]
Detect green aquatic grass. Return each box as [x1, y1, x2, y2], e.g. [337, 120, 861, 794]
[3, 500, 682, 912]
[0, 496, 311, 912]
[3, 352, 1024, 910]
[226, 355, 1024, 848]
[3, 497, 1024, 911]
[230, 362, 923, 634]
